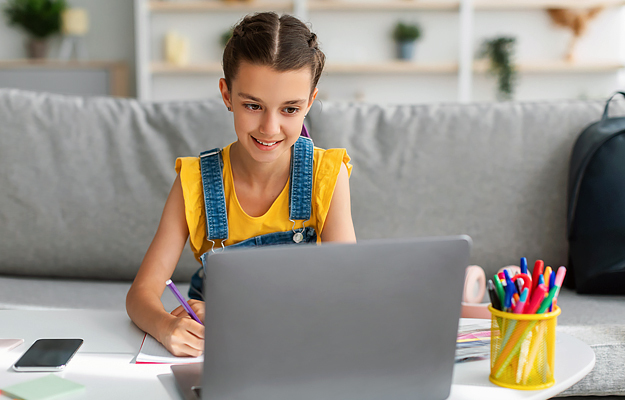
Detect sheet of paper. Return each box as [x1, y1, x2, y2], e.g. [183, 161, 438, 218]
[1, 374, 84, 400]
[0, 339, 23, 352]
[136, 333, 203, 364]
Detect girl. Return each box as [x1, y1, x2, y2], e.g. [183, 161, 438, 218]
[126, 12, 356, 357]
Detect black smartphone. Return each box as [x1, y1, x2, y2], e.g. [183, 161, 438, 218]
[12, 338, 83, 372]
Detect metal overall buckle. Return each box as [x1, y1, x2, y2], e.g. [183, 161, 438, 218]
[290, 219, 309, 243]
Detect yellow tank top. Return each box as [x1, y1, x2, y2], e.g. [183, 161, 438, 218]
[175, 142, 352, 264]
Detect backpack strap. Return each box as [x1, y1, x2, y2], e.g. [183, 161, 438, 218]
[289, 136, 314, 222]
[602, 92, 625, 120]
[199, 148, 228, 242]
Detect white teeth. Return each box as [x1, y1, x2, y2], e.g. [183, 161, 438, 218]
[254, 138, 278, 146]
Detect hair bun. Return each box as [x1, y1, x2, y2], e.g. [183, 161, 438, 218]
[308, 32, 317, 48]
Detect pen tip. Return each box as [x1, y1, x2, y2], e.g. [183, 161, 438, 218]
[166, 279, 172, 285]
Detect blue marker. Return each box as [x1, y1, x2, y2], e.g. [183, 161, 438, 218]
[503, 269, 517, 294]
[503, 270, 515, 311]
[520, 257, 528, 275]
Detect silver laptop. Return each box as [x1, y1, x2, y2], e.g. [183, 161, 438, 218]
[172, 235, 471, 400]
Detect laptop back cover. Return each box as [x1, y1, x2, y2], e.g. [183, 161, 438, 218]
[202, 235, 471, 400]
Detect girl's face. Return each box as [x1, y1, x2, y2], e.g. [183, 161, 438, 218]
[220, 62, 318, 165]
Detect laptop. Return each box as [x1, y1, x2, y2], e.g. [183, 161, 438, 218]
[172, 235, 471, 400]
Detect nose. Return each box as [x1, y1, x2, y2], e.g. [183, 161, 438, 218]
[259, 110, 281, 137]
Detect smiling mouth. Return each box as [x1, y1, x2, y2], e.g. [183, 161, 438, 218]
[252, 136, 282, 147]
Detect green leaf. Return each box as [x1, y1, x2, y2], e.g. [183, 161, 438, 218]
[3, 0, 68, 38]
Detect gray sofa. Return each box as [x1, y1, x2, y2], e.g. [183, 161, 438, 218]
[0, 89, 624, 398]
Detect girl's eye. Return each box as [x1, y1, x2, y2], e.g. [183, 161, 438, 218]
[283, 107, 299, 114]
[244, 103, 261, 111]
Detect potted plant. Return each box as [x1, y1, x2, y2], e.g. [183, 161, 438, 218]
[479, 36, 517, 101]
[3, 0, 68, 59]
[220, 28, 233, 48]
[392, 21, 422, 61]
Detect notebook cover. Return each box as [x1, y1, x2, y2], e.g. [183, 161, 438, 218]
[2, 374, 84, 400]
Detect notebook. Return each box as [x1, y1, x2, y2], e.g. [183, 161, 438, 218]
[1, 374, 84, 400]
[173, 235, 471, 400]
[136, 333, 203, 364]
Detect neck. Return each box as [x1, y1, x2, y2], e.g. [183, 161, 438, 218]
[229, 141, 291, 189]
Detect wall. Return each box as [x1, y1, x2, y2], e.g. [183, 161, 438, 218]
[0, 0, 136, 96]
[146, 4, 625, 104]
[1, 1, 624, 103]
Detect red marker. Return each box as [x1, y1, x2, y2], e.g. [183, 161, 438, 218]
[525, 283, 548, 314]
[511, 273, 532, 294]
[531, 260, 544, 292]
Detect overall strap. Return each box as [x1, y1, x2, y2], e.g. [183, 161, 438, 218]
[289, 136, 314, 222]
[199, 148, 228, 241]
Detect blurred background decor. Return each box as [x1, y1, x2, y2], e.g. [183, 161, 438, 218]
[479, 36, 517, 101]
[547, 7, 603, 63]
[3, 0, 67, 59]
[220, 28, 233, 49]
[58, 7, 89, 60]
[164, 30, 189, 66]
[392, 21, 421, 61]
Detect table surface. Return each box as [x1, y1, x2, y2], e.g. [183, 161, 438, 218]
[0, 310, 594, 400]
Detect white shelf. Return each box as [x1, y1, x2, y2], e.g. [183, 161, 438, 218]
[152, 60, 625, 75]
[0, 60, 130, 97]
[149, 0, 293, 12]
[308, 1, 460, 11]
[325, 62, 459, 74]
[474, 60, 625, 73]
[137, 0, 625, 102]
[151, 61, 460, 74]
[148, 0, 625, 12]
[152, 62, 223, 74]
[474, 0, 625, 10]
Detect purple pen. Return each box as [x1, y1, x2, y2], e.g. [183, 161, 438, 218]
[166, 279, 203, 325]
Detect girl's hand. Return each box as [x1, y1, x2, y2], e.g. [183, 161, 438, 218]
[170, 299, 205, 323]
[161, 300, 205, 357]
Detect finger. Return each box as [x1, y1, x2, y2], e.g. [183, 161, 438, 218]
[170, 342, 202, 357]
[183, 318, 205, 340]
[188, 300, 205, 323]
[167, 323, 203, 356]
[181, 331, 204, 354]
[182, 343, 204, 357]
[170, 305, 187, 317]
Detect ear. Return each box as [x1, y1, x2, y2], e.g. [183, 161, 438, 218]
[219, 78, 232, 110]
[306, 87, 318, 114]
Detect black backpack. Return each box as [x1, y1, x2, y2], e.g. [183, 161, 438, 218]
[566, 92, 625, 294]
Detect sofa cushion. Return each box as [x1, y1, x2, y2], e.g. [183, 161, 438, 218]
[0, 89, 235, 281]
[307, 99, 625, 279]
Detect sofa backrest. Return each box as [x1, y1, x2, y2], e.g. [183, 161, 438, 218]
[307, 98, 625, 278]
[1, 89, 623, 281]
[0, 89, 235, 281]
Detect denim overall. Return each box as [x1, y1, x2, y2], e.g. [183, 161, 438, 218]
[189, 136, 317, 300]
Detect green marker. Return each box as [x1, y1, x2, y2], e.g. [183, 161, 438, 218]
[492, 274, 506, 310]
[536, 285, 558, 314]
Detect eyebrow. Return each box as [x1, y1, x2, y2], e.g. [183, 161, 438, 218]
[237, 92, 306, 105]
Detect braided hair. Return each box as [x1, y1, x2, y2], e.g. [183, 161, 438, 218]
[222, 12, 325, 96]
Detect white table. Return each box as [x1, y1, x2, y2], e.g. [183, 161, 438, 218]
[0, 311, 594, 400]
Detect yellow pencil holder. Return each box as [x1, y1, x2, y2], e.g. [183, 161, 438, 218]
[488, 305, 560, 390]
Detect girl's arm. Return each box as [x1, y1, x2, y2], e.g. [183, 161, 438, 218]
[320, 163, 357, 243]
[126, 175, 205, 357]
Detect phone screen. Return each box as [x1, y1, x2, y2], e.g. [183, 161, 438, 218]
[13, 339, 83, 371]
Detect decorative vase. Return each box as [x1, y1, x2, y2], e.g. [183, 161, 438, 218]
[26, 38, 48, 59]
[396, 40, 416, 60]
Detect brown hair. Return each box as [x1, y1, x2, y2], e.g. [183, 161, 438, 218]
[222, 12, 325, 96]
